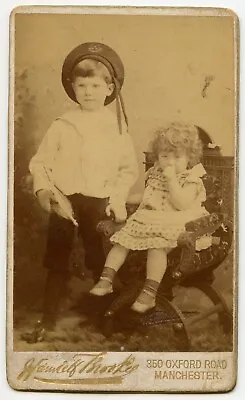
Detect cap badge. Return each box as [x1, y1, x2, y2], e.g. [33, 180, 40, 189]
[88, 44, 103, 53]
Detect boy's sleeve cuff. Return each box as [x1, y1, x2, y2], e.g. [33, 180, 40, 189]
[32, 178, 52, 195]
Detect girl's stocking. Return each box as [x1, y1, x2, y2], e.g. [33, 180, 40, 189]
[89, 245, 129, 296]
[132, 249, 167, 313]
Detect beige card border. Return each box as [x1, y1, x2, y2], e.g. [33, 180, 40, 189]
[7, 5, 239, 393]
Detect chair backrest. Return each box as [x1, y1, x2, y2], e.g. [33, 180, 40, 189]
[201, 150, 234, 218]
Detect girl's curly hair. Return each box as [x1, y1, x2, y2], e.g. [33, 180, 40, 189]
[150, 122, 203, 168]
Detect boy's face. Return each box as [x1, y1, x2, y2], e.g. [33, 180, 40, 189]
[72, 76, 114, 111]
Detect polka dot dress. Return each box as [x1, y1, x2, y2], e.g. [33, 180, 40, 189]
[111, 164, 210, 250]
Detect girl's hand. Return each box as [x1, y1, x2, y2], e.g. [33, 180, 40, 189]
[162, 165, 176, 179]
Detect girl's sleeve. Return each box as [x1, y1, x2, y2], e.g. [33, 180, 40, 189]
[145, 166, 154, 181]
[184, 176, 207, 204]
[109, 133, 139, 206]
[29, 119, 62, 194]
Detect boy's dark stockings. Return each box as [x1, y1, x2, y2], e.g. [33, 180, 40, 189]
[30, 195, 108, 340]
[42, 270, 69, 330]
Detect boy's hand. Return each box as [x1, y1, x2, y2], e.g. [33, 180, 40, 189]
[37, 189, 55, 213]
[106, 203, 127, 223]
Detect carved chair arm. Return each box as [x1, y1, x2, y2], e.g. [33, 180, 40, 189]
[184, 213, 224, 235]
[172, 213, 228, 280]
[96, 219, 124, 237]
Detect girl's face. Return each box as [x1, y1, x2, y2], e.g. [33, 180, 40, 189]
[158, 151, 188, 174]
[72, 76, 114, 111]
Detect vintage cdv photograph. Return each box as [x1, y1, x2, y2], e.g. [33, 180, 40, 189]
[7, 5, 238, 392]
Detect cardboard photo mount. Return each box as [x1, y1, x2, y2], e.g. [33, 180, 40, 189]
[7, 5, 239, 393]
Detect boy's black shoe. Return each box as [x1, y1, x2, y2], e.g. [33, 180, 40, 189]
[20, 320, 54, 343]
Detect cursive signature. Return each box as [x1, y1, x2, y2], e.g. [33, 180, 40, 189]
[17, 352, 139, 385]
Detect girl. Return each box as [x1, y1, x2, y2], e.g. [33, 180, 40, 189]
[90, 122, 211, 313]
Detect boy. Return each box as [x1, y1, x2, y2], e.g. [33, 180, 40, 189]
[27, 42, 138, 342]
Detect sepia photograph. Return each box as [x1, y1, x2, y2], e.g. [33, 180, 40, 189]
[7, 5, 238, 392]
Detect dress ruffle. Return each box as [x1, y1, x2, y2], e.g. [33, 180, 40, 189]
[111, 231, 178, 250]
[111, 163, 211, 251]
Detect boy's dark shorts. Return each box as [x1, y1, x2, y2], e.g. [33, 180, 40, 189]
[43, 194, 108, 278]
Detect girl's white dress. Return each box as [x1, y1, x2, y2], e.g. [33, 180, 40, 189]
[111, 163, 211, 251]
